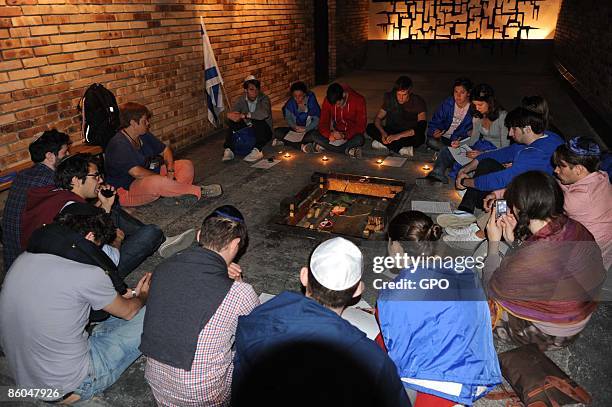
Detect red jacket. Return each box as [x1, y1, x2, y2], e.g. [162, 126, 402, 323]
[20, 186, 85, 250]
[319, 84, 366, 140]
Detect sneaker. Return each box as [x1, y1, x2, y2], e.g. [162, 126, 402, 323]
[445, 223, 480, 237]
[243, 147, 263, 162]
[399, 146, 414, 157]
[272, 139, 284, 147]
[314, 144, 326, 153]
[372, 140, 388, 150]
[456, 189, 466, 198]
[347, 147, 362, 159]
[158, 228, 196, 258]
[301, 143, 315, 153]
[436, 211, 477, 228]
[222, 148, 234, 162]
[442, 232, 484, 251]
[200, 183, 223, 198]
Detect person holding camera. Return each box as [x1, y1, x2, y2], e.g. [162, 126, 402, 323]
[105, 102, 222, 207]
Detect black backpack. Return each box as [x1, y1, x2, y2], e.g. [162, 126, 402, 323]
[79, 83, 120, 149]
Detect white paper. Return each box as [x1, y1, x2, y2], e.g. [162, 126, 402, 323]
[381, 156, 407, 167]
[257, 293, 380, 339]
[251, 159, 281, 169]
[449, 145, 473, 166]
[329, 138, 347, 147]
[411, 200, 452, 213]
[284, 130, 305, 143]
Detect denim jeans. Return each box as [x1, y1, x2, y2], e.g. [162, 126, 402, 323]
[426, 136, 451, 151]
[111, 208, 164, 279]
[312, 131, 365, 154]
[458, 158, 506, 213]
[430, 146, 455, 178]
[74, 308, 146, 401]
[366, 123, 424, 152]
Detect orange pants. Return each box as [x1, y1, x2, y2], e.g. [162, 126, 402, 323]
[117, 160, 201, 207]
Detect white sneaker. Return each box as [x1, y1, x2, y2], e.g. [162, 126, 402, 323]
[399, 146, 414, 157]
[301, 143, 315, 153]
[243, 147, 263, 162]
[158, 228, 196, 258]
[443, 232, 484, 251]
[436, 211, 477, 228]
[222, 148, 234, 162]
[200, 183, 223, 198]
[456, 189, 466, 198]
[314, 144, 326, 153]
[372, 140, 388, 150]
[272, 139, 284, 147]
[445, 223, 480, 237]
[347, 147, 362, 159]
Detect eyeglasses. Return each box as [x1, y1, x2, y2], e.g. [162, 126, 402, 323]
[86, 172, 101, 179]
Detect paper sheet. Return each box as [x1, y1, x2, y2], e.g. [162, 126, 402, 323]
[449, 145, 473, 166]
[251, 159, 281, 169]
[258, 294, 380, 339]
[411, 200, 452, 213]
[381, 156, 407, 167]
[329, 138, 347, 147]
[283, 130, 305, 143]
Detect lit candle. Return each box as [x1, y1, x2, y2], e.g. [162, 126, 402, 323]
[322, 155, 329, 162]
[376, 158, 383, 164]
[284, 153, 290, 158]
[422, 164, 431, 171]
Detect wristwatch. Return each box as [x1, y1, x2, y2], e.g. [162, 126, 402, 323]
[131, 289, 137, 298]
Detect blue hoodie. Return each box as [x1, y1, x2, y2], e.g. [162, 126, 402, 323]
[427, 96, 473, 141]
[282, 91, 321, 132]
[233, 291, 410, 406]
[474, 131, 564, 191]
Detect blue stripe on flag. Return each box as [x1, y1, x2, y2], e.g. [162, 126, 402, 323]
[204, 67, 218, 81]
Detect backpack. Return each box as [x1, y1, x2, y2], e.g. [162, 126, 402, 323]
[79, 83, 120, 149]
[232, 126, 256, 156]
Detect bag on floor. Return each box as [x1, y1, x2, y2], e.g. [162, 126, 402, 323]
[232, 125, 256, 156]
[486, 344, 591, 407]
[79, 83, 120, 149]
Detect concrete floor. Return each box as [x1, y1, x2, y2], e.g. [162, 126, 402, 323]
[0, 68, 610, 406]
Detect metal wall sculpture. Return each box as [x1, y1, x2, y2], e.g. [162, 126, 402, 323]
[375, 0, 548, 41]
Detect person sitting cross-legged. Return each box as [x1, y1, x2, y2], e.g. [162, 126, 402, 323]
[142, 205, 259, 407]
[0, 203, 150, 404]
[105, 102, 222, 207]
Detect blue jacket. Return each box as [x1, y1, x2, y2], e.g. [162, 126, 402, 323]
[427, 96, 473, 141]
[233, 291, 410, 407]
[377, 267, 501, 405]
[282, 91, 321, 132]
[474, 131, 564, 191]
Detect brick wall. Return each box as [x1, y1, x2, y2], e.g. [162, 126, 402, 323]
[334, 0, 368, 78]
[554, 0, 612, 114]
[0, 1, 316, 170]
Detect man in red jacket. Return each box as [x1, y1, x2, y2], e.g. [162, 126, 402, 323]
[311, 83, 366, 158]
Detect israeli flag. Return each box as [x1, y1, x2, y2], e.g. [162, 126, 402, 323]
[201, 17, 224, 126]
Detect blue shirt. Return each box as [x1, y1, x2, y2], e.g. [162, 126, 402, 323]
[104, 132, 166, 190]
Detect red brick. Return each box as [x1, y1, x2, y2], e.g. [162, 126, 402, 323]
[0, 7, 23, 17]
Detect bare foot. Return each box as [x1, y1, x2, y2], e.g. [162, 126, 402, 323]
[59, 393, 81, 405]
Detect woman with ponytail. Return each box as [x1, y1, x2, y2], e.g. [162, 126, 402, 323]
[485, 171, 606, 350]
[377, 211, 501, 406]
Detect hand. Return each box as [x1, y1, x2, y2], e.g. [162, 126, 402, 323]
[227, 111, 243, 122]
[455, 172, 468, 190]
[331, 131, 344, 141]
[450, 140, 460, 148]
[466, 150, 482, 159]
[97, 185, 116, 212]
[500, 213, 517, 243]
[486, 207, 503, 242]
[380, 131, 389, 144]
[294, 126, 306, 133]
[166, 170, 175, 180]
[111, 228, 125, 249]
[483, 192, 497, 213]
[228, 262, 242, 282]
[503, 163, 513, 169]
[432, 129, 444, 139]
[134, 272, 152, 302]
[384, 134, 397, 144]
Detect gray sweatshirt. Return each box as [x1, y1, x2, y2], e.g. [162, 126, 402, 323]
[232, 93, 273, 129]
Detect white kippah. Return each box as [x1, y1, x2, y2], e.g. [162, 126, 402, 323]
[310, 237, 363, 291]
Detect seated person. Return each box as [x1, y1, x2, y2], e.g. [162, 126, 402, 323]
[273, 81, 321, 152]
[1, 129, 70, 272]
[426, 77, 474, 151]
[454, 106, 564, 214]
[424, 83, 508, 184]
[0, 203, 149, 404]
[105, 102, 222, 207]
[223, 75, 273, 162]
[232, 237, 409, 407]
[367, 75, 427, 157]
[484, 171, 606, 350]
[553, 137, 611, 269]
[142, 205, 259, 407]
[312, 83, 366, 158]
[377, 211, 501, 406]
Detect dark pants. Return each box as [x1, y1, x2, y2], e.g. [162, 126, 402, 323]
[430, 146, 455, 179]
[273, 127, 316, 150]
[426, 136, 451, 151]
[111, 207, 164, 279]
[457, 159, 506, 213]
[224, 120, 272, 151]
[312, 131, 365, 154]
[366, 123, 424, 152]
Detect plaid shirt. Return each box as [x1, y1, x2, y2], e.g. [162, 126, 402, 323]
[1, 163, 55, 271]
[145, 282, 259, 407]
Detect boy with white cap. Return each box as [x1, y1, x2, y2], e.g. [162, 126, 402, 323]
[223, 74, 273, 162]
[231, 237, 410, 406]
